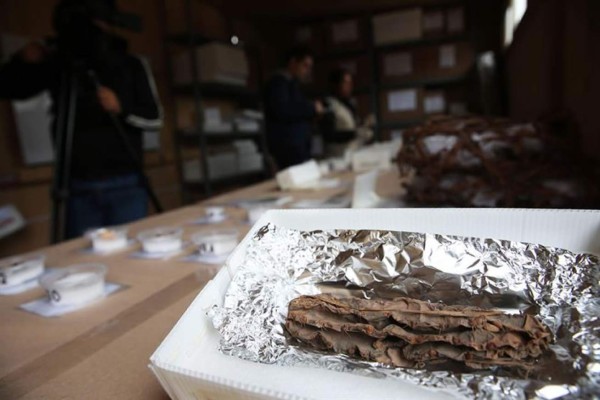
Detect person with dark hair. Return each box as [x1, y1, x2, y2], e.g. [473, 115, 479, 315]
[263, 45, 324, 169]
[0, 0, 163, 238]
[320, 67, 373, 157]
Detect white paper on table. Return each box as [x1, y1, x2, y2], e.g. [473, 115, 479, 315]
[19, 282, 124, 317]
[447, 8, 465, 33]
[424, 94, 446, 114]
[12, 92, 54, 165]
[295, 27, 311, 43]
[0, 204, 25, 239]
[423, 11, 444, 31]
[439, 44, 457, 68]
[129, 242, 191, 260]
[331, 20, 358, 43]
[388, 89, 417, 112]
[384, 53, 412, 76]
[80, 239, 137, 255]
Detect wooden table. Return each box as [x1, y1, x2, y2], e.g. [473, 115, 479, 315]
[0, 169, 400, 399]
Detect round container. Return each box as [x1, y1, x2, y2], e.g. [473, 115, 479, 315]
[191, 229, 239, 256]
[0, 254, 45, 287]
[137, 227, 183, 254]
[205, 206, 225, 221]
[88, 227, 128, 253]
[40, 263, 107, 306]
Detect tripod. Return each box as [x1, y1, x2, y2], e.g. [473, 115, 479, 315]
[50, 60, 163, 243]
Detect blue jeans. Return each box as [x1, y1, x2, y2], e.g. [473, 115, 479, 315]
[66, 173, 148, 239]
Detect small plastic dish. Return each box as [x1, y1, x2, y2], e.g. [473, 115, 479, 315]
[40, 263, 107, 306]
[191, 229, 239, 256]
[88, 227, 128, 253]
[205, 206, 225, 221]
[137, 227, 184, 254]
[0, 254, 45, 287]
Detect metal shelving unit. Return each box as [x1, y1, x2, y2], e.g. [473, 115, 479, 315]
[164, 0, 270, 203]
[297, 0, 472, 140]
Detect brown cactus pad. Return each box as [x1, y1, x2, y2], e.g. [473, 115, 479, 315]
[285, 294, 552, 370]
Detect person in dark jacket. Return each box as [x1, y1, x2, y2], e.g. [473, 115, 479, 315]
[320, 67, 373, 157]
[264, 46, 323, 169]
[0, 0, 163, 238]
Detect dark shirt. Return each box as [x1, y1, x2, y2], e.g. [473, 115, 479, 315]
[263, 72, 315, 169]
[0, 35, 162, 179]
[320, 95, 358, 144]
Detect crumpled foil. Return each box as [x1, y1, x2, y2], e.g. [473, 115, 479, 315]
[210, 224, 600, 399]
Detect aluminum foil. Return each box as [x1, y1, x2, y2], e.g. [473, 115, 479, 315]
[210, 224, 600, 399]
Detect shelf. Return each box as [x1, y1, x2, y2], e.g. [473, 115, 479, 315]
[378, 74, 469, 90]
[179, 130, 264, 145]
[166, 33, 259, 51]
[183, 170, 266, 189]
[315, 48, 369, 61]
[172, 82, 260, 102]
[375, 34, 468, 53]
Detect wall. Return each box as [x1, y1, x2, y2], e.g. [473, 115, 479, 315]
[506, 0, 600, 159]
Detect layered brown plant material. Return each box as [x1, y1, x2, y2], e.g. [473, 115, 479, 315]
[285, 294, 552, 370]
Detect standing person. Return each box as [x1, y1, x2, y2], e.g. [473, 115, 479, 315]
[0, 0, 163, 239]
[320, 67, 373, 157]
[264, 46, 323, 170]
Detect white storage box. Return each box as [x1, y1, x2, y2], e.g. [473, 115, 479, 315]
[150, 208, 600, 400]
[373, 8, 423, 46]
[173, 43, 249, 86]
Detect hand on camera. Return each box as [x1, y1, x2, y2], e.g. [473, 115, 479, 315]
[20, 42, 47, 63]
[97, 86, 122, 114]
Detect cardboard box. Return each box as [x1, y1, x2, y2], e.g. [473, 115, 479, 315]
[379, 88, 423, 122]
[373, 8, 422, 46]
[173, 43, 249, 86]
[380, 41, 473, 85]
[379, 50, 416, 83]
[150, 208, 600, 400]
[446, 7, 465, 34]
[316, 54, 371, 89]
[423, 90, 446, 114]
[422, 9, 445, 36]
[293, 24, 325, 55]
[325, 18, 368, 52]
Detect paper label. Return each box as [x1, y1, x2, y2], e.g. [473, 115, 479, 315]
[332, 20, 359, 43]
[204, 107, 221, 124]
[447, 8, 465, 33]
[439, 45, 457, 68]
[423, 11, 444, 31]
[424, 94, 445, 114]
[388, 89, 417, 112]
[295, 27, 311, 42]
[384, 53, 413, 76]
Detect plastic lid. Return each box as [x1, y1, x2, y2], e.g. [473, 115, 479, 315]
[40, 263, 107, 291]
[0, 253, 45, 273]
[137, 227, 183, 243]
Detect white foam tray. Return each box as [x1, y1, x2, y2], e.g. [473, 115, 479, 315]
[150, 208, 600, 400]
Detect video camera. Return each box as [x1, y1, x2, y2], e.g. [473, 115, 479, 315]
[52, 0, 141, 59]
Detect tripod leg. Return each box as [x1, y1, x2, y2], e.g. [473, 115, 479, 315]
[50, 69, 78, 243]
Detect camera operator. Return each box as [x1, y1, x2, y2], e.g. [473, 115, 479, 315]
[0, 0, 163, 239]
